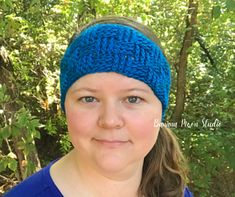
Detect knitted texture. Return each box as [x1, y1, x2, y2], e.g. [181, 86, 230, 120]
[60, 24, 171, 119]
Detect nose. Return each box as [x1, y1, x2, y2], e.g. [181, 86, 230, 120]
[97, 102, 124, 129]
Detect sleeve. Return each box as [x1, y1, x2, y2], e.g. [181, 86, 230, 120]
[3, 165, 50, 197]
[3, 170, 44, 197]
[3, 161, 62, 197]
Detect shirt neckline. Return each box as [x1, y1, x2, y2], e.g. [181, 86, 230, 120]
[43, 159, 64, 197]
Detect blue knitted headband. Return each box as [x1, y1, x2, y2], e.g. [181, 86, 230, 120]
[60, 23, 171, 120]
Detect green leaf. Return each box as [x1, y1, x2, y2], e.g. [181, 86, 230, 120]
[28, 119, 40, 130]
[226, 0, 235, 11]
[0, 126, 11, 139]
[7, 152, 17, 159]
[0, 84, 10, 103]
[0, 161, 7, 172]
[11, 126, 20, 137]
[212, 6, 221, 19]
[34, 130, 41, 139]
[16, 108, 30, 128]
[2, 0, 13, 10]
[7, 159, 18, 171]
[0, 157, 8, 172]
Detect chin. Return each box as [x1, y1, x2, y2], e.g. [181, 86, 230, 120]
[97, 156, 126, 170]
[94, 155, 143, 178]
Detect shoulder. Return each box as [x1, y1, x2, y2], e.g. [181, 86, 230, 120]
[3, 161, 62, 197]
[184, 187, 194, 197]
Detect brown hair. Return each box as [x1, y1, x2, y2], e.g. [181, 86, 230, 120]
[140, 126, 188, 197]
[70, 16, 188, 197]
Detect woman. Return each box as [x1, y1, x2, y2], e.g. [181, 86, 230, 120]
[4, 16, 193, 197]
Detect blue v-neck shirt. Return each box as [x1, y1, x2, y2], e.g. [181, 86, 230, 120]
[4, 161, 193, 197]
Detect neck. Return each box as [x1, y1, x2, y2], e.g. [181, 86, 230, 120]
[51, 149, 143, 197]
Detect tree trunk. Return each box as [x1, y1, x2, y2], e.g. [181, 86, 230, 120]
[172, 0, 198, 126]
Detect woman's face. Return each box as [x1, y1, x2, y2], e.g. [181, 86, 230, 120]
[64, 72, 162, 175]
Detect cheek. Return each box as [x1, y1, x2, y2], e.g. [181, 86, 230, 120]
[130, 117, 159, 159]
[134, 118, 159, 141]
[132, 105, 161, 131]
[129, 110, 161, 147]
[129, 103, 162, 154]
[65, 108, 96, 144]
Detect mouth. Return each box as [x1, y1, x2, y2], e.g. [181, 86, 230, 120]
[93, 138, 129, 148]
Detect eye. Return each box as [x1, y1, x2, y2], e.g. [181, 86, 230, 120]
[126, 96, 143, 104]
[78, 96, 97, 103]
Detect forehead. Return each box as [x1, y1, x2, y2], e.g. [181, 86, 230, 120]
[69, 72, 153, 92]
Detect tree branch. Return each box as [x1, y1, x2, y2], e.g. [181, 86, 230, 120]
[195, 33, 216, 67]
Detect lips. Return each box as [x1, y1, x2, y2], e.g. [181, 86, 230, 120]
[93, 138, 129, 148]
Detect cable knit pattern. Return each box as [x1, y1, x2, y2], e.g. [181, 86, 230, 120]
[60, 24, 171, 120]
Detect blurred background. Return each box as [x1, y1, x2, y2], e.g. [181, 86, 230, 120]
[0, 0, 234, 196]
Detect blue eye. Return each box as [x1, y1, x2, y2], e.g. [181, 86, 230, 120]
[79, 96, 97, 103]
[127, 96, 142, 104]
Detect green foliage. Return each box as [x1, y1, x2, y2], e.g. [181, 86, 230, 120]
[0, 0, 234, 196]
[0, 155, 17, 173]
[0, 84, 41, 178]
[59, 133, 72, 155]
[0, 84, 10, 104]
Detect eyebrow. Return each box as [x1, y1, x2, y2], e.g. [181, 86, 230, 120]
[72, 87, 151, 94]
[72, 87, 99, 93]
